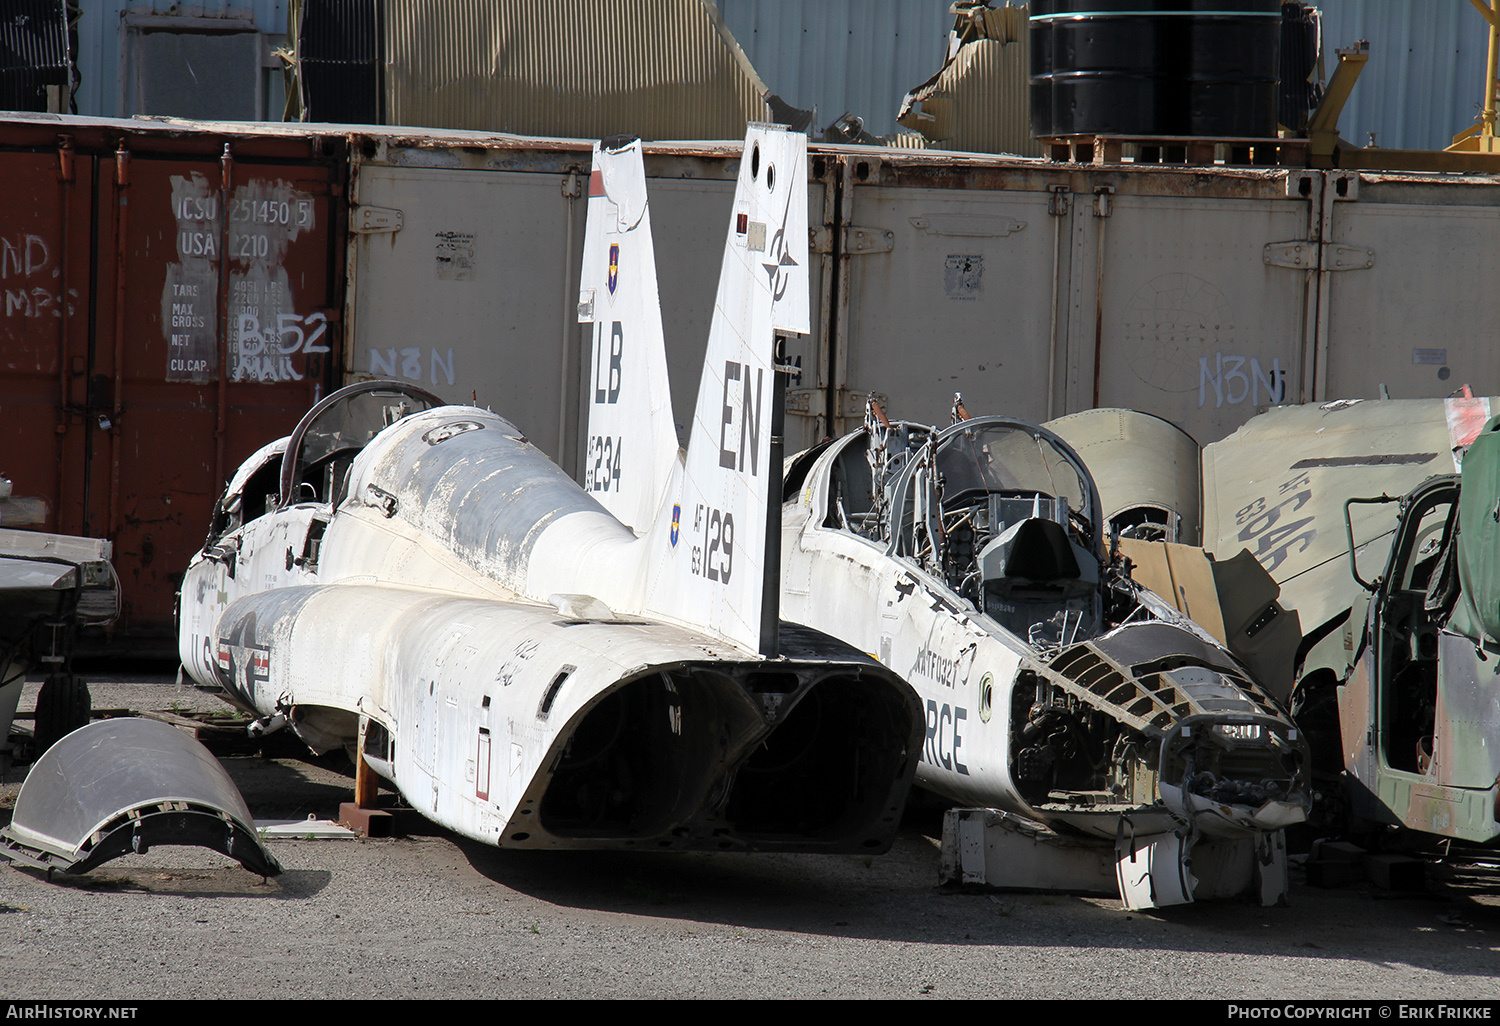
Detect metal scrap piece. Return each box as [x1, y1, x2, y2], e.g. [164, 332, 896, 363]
[0, 717, 280, 877]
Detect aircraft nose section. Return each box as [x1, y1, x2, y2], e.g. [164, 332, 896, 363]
[1157, 710, 1311, 837]
[0, 717, 280, 877]
[1016, 623, 1311, 840]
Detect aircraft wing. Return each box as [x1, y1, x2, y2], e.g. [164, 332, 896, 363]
[0, 527, 120, 625]
[1200, 395, 1494, 635]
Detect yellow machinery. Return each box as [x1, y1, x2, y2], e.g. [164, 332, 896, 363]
[1449, 0, 1500, 154]
[1308, 0, 1500, 171]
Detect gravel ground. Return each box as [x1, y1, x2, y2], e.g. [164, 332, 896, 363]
[2, 677, 1499, 1001]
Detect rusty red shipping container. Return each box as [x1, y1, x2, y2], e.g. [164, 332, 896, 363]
[0, 115, 346, 644]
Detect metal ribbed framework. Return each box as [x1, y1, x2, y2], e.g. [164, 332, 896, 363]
[0, 0, 69, 112]
[1046, 638, 1281, 738]
[381, 0, 769, 139]
[298, 0, 383, 123]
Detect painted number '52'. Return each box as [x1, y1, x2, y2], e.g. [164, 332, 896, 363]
[237, 311, 330, 356]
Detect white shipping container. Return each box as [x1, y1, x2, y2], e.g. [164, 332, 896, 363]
[343, 135, 1500, 473]
[344, 137, 828, 473]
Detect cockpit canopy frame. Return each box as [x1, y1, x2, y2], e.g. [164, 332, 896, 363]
[278, 380, 443, 509]
[885, 415, 1105, 563]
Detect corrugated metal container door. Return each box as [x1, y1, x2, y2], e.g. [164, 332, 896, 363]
[106, 147, 338, 633]
[0, 118, 343, 640]
[1318, 171, 1500, 400]
[347, 161, 585, 453]
[828, 155, 1066, 433]
[0, 141, 93, 536]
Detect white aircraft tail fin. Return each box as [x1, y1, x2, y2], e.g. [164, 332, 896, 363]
[577, 135, 679, 534]
[638, 124, 809, 656]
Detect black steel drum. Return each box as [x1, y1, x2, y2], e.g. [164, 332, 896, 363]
[1030, 0, 1282, 139]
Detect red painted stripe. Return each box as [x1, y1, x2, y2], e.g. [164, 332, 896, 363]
[1447, 396, 1491, 452]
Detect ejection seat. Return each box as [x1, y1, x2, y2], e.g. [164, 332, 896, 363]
[978, 502, 1099, 646]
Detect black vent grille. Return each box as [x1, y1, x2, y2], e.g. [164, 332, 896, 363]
[0, 0, 69, 112]
[298, 0, 383, 124]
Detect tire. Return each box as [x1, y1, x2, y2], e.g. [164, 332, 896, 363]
[34, 673, 91, 755]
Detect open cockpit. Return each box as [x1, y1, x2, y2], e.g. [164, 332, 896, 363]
[204, 381, 442, 548]
[807, 412, 1109, 653]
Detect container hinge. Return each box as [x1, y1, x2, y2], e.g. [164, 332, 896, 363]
[836, 388, 887, 419]
[785, 388, 816, 416]
[811, 226, 895, 255]
[1323, 243, 1375, 270]
[352, 206, 404, 234]
[1263, 240, 1374, 270]
[1093, 185, 1114, 218]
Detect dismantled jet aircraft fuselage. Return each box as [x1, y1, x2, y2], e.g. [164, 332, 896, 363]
[561, 126, 1303, 902]
[781, 413, 1310, 846]
[178, 382, 916, 852]
[176, 125, 920, 854]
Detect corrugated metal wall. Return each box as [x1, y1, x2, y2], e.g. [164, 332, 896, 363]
[716, 0, 952, 137]
[720, 0, 1493, 152]
[1315, 0, 1486, 152]
[380, 0, 768, 139]
[296, 0, 383, 123]
[897, 5, 1037, 155]
[59, 1, 1494, 152]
